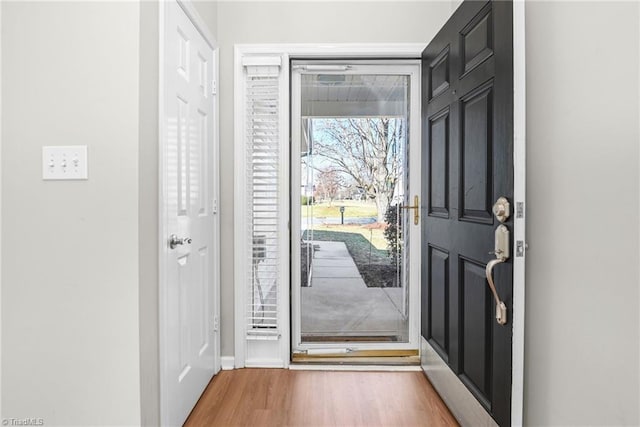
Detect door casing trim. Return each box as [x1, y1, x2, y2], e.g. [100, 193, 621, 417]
[0, 1, 3, 417]
[511, 1, 526, 425]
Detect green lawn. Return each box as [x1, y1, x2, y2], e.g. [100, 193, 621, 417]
[303, 229, 388, 264]
[301, 200, 377, 218]
[310, 223, 387, 250]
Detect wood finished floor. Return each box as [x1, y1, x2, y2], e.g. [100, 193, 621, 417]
[184, 369, 459, 427]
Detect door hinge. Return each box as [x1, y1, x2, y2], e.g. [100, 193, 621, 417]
[211, 79, 217, 95]
[516, 202, 524, 219]
[212, 198, 218, 214]
[213, 315, 219, 332]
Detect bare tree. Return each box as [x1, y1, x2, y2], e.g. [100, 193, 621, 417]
[313, 118, 404, 222]
[315, 168, 343, 205]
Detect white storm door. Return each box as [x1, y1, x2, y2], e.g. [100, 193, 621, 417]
[161, 1, 216, 426]
[290, 61, 422, 352]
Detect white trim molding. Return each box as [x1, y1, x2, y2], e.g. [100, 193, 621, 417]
[511, 2, 527, 426]
[220, 356, 235, 371]
[0, 1, 3, 418]
[176, 0, 216, 49]
[213, 45, 221, 375]
[234, 43, 425, 59]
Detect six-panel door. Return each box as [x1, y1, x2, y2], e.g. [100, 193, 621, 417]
[421, 1, 514, 425]
[163, 2, 216, 426]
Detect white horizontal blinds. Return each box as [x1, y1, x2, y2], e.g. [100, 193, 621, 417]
[244, 56, 282, 338]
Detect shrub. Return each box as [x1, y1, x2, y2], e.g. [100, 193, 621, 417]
[301, 195, 315, 205]
[383, 203, 402, 265]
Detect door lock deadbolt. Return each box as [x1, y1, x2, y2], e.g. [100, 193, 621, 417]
[492, 197, 510, 223]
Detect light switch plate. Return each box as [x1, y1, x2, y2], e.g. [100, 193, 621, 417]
[42, 146, 88, 180]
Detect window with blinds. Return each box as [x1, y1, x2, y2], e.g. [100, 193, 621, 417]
[243, 57, 282, 338]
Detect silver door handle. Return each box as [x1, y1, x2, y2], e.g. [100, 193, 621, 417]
[169, 234, 192, 249]
[485, 224, 509, 325]
[486, 258, 508, 325]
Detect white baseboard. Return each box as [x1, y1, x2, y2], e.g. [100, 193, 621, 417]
[245, 359, 286, 368]
[220, 356, 235, 370]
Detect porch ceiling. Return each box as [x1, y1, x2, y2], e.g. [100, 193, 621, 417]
[301, 74, 407, 118]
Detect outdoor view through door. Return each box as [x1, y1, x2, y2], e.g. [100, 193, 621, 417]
[291, 62, 421, 352]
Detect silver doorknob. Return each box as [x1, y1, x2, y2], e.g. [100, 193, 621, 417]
[169, 234, 192, 249]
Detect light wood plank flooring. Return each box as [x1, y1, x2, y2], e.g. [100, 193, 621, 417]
[184, 369, 459, 427]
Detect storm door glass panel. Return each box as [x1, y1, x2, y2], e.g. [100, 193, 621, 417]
[299, 73, 410, 343]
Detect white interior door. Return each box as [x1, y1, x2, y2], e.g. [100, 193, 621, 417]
[161, 2, 216, 426]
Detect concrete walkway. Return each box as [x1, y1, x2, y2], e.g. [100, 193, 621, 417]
[301, 240, 407, 339]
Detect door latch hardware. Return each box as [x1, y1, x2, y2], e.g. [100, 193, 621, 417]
[401, 195, 420, 225]
[516, 240, 525, 257]
[169, 234, 192, 249]
[486, 224, 510, 325]
[492, 196, 510, 223]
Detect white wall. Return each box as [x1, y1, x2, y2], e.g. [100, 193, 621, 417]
[1, 2, 142, 425]
[193, 0, 218, 33]
[524, 1, 639, 425]
[216, 0, 454, 359]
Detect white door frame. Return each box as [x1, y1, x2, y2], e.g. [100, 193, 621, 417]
[158, 0, 220, 424]
[234, 43, 427, 370]
[289, 60, 422, 353]
[233, 31, 526, 425]
[0, 1, 3, 418]
[511, 2, 527, 424]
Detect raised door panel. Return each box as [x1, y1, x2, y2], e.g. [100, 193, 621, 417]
[178, 254, 192, 382]
[429, 47, 450, 100]
[460, 3, 494, 77]
[428, 109, 450, 218]
[177, 96, 190, 217]
[427, 246, 450, 359]
[459, 82, 493, 224]
[459, 257, 493, 409]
